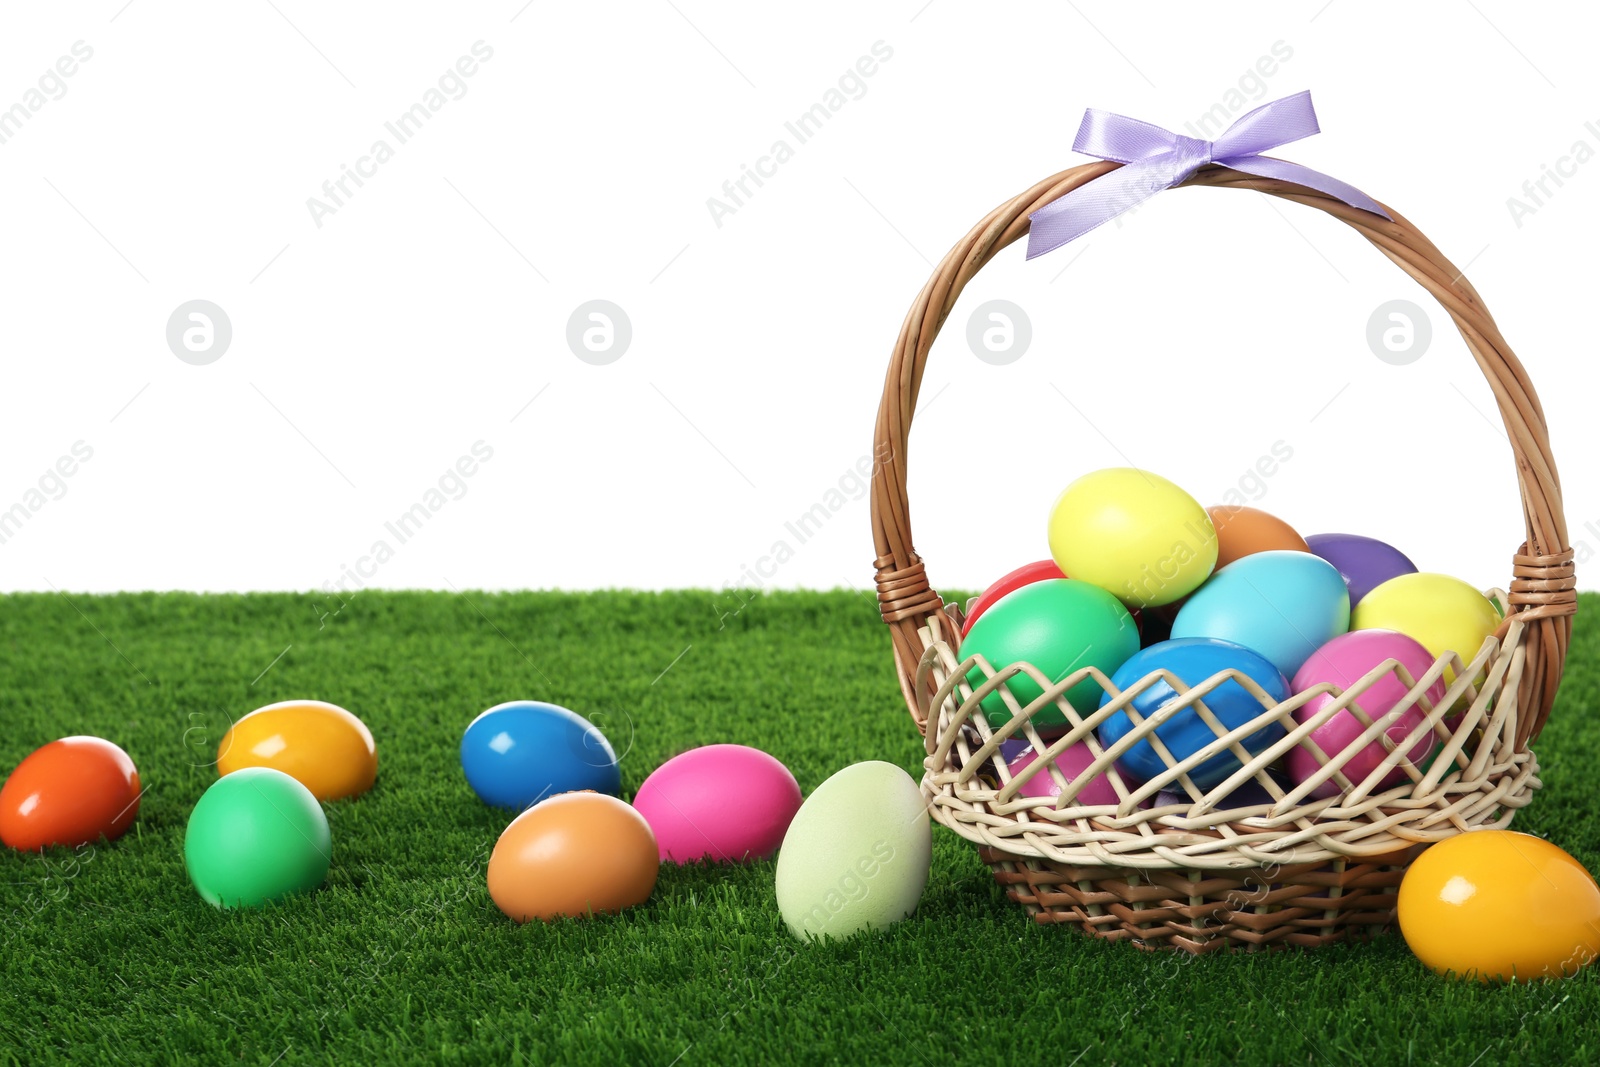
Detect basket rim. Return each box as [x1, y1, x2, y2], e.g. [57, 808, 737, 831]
[916, 607, 1541, 870]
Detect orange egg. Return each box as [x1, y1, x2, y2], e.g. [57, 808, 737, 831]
[218, 700, 376, 801]
[0, 737, 142, 852]
[487, 792, 659, 922]
[1207, 505, 1311, 569]
[1398, 830, 1600, 981]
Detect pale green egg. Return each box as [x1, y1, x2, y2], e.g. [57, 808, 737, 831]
[774, 761, 931, 941]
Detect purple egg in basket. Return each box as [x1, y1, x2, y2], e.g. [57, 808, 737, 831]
[1154, 772, 1288, 811]
[994, 726, 1072, 766]
[1304, 532, 1419, 607]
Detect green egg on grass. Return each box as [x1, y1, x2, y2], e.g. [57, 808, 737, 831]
[775, 761, 930, 941]
[959, 578, 1139, 729]
[184, 766, 331, 909]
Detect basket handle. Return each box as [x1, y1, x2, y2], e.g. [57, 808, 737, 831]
[870, 161, 1576, 745]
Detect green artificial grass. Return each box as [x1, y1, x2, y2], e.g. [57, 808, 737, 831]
[1, 589, 1598, 1066]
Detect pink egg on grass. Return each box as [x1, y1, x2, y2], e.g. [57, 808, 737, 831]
[632, 744, 803, 863]
[1288, 629, 1444, 800]
[1006, 742, 1120, 806]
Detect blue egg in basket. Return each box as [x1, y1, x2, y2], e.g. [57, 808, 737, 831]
[1170, 550, 1350, 677]
[1097, 638, 1289, 790]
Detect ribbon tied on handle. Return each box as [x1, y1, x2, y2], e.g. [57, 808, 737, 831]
[1026, 90, 1392, 259]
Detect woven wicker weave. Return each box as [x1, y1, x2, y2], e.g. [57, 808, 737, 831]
[869, 161, 1577, 952]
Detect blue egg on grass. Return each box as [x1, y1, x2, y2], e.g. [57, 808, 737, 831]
[460, 700, 621, 810]
[1098, 638, 1289, 790]
[1170, 550, 1350, 677]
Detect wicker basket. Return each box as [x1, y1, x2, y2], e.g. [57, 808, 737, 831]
[869, 161, 1578, 952]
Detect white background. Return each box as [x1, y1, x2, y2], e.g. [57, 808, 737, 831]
[1, 1, 1594, 598]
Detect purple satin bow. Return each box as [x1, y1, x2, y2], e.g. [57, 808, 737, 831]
[1026, 90, 1391, 259]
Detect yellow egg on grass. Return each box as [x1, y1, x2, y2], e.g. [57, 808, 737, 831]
[218, 699, 377, 802]
[1047, 468, 1217, 609]
[1398, 830, 1600, 981]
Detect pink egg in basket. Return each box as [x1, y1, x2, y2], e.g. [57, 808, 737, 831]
[1288, 629, 1445, 800]
[1006, 741, 1120, 806]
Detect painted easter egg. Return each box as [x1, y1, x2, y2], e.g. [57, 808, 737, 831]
[1305, 532, 1419, 607]
[962, 560, 1065, 635]
[1398, 831, 1600, 981]
[1171, 550, 1350, 677]
[1287, 629, 1444, 800]
[775, 762, 930, 941]
[1351, 573, 1501, 688]
[218, 700, 377, 802]
[965, 560, 1143, 639]
[185, 767, 331, 909]
[461, 700, 621, 810]
[487, 792, 659, 922]
[1005, 741, 1119, 806]
[632, 744, 802, 863]
[1098, 638, 1289, 790]
[1207, 505, 1311, 569]
[1154, 769, 1290, 810]
[1048, 468, 1217, 608]
[996, 724, 1070, 766]
[960, 579, 1139, 729]
[0, 737, 141, 852]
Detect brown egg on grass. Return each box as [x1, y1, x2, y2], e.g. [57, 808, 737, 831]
[1206, 505, 1311, 570]
[487, 792, 659, 922]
